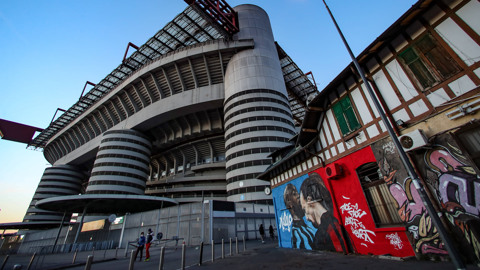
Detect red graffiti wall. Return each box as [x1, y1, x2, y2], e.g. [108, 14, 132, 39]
[312, 146, 415, 257]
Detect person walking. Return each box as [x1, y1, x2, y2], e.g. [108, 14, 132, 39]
[133, 232, 146, 262]
[269, 225, 275, 240]
[259, 224, 265, 243]
[145, 228, 154, 261]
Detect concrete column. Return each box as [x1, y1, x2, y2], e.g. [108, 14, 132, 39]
[224, 4, 295, 203]
[86, 129, 152, 195]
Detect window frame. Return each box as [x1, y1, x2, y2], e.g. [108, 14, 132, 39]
[356, 162, 403, 227]
[398, 33, 461, 91]
[332, 95, 362, 137]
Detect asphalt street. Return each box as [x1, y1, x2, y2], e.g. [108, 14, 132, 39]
[1, 239, 478, 270]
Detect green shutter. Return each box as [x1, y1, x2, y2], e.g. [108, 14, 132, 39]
[333, 96, 361, 136]
[341, 97, 361, 131]
[333, 102, 350, 135]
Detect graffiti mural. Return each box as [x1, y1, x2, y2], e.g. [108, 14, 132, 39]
[273, 146, 414, 257]
[300, 173, 349, 252]
[372, 134, 480, 263]
[378, 155, 447, 255]
[283, 183, 315, 249]
[424, 142, 480, 262]
[272, 173, 349, 253]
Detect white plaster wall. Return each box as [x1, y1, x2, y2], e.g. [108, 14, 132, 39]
[457, 1, 480, 37]
[385, 60, 418, 102]
[372, 69, 401, 109]
[351, 87, 373, 124]
[427, 88, 450, 107]
[326, 110, 341, 141]
[448, 75, 477, 96]
[436, 18, 480, 66]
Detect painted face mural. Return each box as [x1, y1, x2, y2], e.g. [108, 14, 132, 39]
[283, 183, 315, 249]
[273, 173, 349, 253]
[273, 174, 315, 249]
[298, 173, 348, 252]
[424, 144, 480, 262]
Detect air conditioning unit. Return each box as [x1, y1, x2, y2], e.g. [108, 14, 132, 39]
[325, 163, 343, 180]
[398, 129, 428, 151]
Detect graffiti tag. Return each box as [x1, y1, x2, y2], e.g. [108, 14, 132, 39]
[386, 232, 403, 250]
[279, 211, 293, 232]
[382, 141, 396, 155]
[340, 202, 367, 219]
[340, 202, 376, 244]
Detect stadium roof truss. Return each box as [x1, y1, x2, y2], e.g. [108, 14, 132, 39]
[29, 1, 317, 149]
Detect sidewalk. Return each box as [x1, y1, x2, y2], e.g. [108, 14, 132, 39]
[1, 240, 478, 270]
[190, 242, 479, 270]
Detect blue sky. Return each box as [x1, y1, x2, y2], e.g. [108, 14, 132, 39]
[0, 0, 417, 228]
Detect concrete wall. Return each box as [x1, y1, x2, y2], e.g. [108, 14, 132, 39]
[14, 201, 275, 254]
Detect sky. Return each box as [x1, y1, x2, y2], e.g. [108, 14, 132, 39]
[0, 0, 417, 230]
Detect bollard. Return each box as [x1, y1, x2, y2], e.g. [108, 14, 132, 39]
[159, 246, 165, 270]
[128, 250, 135, 270]
[243, 235, 246, 251]
[198, 242, 204, 266]
[229, 238, 232, 256]
[221, 239, 225, 259]
[181, 244, 186, 270]
[92, 247, 95, 258]
[115, 247, 118, 259]
[211, 240, 215, 262]
[72, 249, 78, 264]
[27, 252, 36, 270]
[84, 255, 93, 270]
[1, 255, 9, 270]
[235, 237, 238, 254]
[103, 248, 107, 259]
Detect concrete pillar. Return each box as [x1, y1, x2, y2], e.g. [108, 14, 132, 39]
[86, 129, 152, 195]
[224, 4, 295, 203]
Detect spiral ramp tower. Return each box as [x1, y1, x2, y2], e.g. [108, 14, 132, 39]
[224, 5, 296, 203]
[23, 165, 84, 224]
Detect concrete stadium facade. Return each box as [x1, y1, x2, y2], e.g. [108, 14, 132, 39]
[23, 3, 315, 225]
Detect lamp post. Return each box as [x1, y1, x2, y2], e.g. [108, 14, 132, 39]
[321, 1, 465, 269]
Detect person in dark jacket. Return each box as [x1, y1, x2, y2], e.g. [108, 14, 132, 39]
[259, 224, 265, 243]
[269, 225, 275, 240]
[134, 232, 146, 262]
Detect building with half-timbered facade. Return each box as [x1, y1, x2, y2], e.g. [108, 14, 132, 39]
[260, 0, 480, 263]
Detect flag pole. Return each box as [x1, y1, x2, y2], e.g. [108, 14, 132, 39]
[320, 1, 465, 269]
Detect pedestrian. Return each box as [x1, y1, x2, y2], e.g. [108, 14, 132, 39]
[269, 225, 275, 240]
[133, 232, 146, 262]
[145, 228, 154, 261]
[259, 224, 265, 243]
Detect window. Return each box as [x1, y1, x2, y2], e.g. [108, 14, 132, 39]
[332, 95, 361, 136]
[356, 162, 402, 227]
[399, 33, 460, 90]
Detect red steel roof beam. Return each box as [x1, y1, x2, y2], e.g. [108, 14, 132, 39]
[184, 0, 239, 35]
